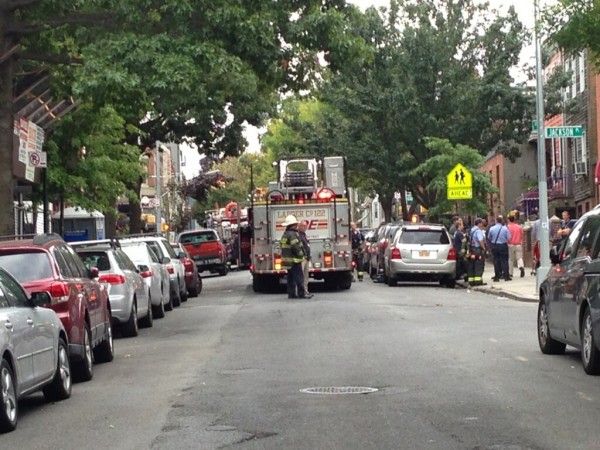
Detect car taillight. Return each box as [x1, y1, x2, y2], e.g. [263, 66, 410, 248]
[49, 282, 69, 304]
[166, 265, 175, 274]
[447, 247, 457, 261]
[324, 251, 333, 268]
[391, 248, 401, 260]
[140, 270, 153, 278]
[274, 254, 282, 270]
[98, 274, 126, 285]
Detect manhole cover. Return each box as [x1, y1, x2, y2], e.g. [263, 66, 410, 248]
[300, 386, 378, 395]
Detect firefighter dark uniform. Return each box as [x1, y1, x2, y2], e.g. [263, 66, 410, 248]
[280, 215, 306, 298]
[467, 221, 486, 286]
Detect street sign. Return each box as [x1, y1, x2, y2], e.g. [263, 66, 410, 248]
[447, 163, 473, 200]
[28, 151, 47, 168]
[545, 126, 584, 139]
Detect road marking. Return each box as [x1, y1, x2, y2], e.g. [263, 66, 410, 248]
[515, 356, 528, 362]
[489, 338, 498, 343]
[463, 417, 478, 421]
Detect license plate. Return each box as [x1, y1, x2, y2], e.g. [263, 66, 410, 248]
[419, 250, 429, 257]
[412, 250, 436, 259]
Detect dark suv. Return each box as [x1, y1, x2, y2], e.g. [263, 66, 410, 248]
[0, 234, 113, 381]
[538, 209, 600, 375]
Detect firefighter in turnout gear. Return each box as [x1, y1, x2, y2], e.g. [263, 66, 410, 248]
[280, 215, 307, 298]
[467, 218, 487, 286]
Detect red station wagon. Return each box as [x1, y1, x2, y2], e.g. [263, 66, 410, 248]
[0, 234, 114, 381]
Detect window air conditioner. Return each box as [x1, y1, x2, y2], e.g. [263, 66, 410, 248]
[573, 161, 588, 176]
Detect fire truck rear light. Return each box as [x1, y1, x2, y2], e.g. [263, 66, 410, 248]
[324, 251, 333, 268]
[99, 274, 126, 285]
[49, 282, 69, 304]
[274, 254, 282, 270]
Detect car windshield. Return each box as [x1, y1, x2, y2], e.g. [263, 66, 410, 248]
[399, 229, 449, 245]
[180, 231, 217, 244]
[0, 251, 54, 283]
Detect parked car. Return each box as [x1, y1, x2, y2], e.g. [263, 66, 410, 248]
[0, 267, 72, 432]
[177, 229, 229, 276]
[121, 235, 187, 306]
[171, 243, 202, 298]
[0, 234, 113, 382]
[71, 240, 152, 337]
[369, 223, 402, 279]
[538, 209, 600, 374]
[383, 224, 456, 288]
[120, 241, 171, 316]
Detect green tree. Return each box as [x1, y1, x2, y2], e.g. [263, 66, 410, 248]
[0, 0, 353, 235]
[192, 153, 275, 221]
[410, 138, 496, 219]
[265, 1, 531, 220]
[546, 0, 600, 65]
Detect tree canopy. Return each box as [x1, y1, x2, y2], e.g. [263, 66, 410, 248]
[264, 0, 531, 220]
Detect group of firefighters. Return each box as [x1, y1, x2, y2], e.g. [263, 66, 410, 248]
[451, 210, 576, 287]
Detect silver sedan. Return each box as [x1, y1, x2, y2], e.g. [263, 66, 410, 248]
[72, 243, 152, 337]
[0, 267, 71, 433]
[120, 242, 172, 317]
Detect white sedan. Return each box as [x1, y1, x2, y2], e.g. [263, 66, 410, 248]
[0, 267, 71, 433]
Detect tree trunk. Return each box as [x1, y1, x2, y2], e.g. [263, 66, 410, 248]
[0, 12, 16, 236]
[104, 205, 117, 239]
[380, 193, 393, 223]
[128, 178, 143, 234]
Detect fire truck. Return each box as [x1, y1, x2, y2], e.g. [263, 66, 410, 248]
[250, 156, 353, 292]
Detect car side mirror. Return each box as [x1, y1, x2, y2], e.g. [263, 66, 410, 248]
[30, 291, 51, 307]
[89, 267, 99, 279]
[550, 247, 560, 265]
[137, 264, 150, 273]
[162, 257, 171, 264]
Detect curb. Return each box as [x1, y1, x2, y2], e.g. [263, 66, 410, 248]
[456, 281, 538, 303]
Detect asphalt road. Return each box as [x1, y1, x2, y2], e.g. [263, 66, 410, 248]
[4, 271, 600, 449]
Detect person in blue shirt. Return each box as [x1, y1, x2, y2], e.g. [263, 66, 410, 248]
[488, 216, 512, 281]
[467, 218, 487, 286]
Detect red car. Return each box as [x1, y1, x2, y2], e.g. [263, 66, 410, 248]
[177, 229, 229, 276]
[0, 234, 113, 381]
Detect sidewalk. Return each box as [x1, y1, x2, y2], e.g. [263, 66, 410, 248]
[457, 262, 538, 302]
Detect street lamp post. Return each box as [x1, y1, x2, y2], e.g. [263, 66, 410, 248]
[535, 0, 551, 289]
[155, 142, 162, 234]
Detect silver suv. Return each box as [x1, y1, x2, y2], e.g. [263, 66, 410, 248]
[120, 235, 187, 307]
[383, 224, 456, 288]
[72, 241, 153, 337]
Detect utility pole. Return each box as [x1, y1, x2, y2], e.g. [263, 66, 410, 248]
[535, 0, 551, 289]
[155, 142, 162, 235]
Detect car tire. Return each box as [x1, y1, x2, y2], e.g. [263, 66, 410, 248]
[537, 299, 566, 355]
[122, 301, 139, 337]
[75, 324, 94, 382]
[252, 276, 263, 293]
[581, 307, 600, 375]
[164, 291, 174, 311]
[180, 288, 188, 303]
[139, 295, 153, 328]
[94, 319, 114, 363]
[387, 270, 396, 287]
[218, 265, 229, 277]
[441, 277, 456, 288]
[339, 273, 352, 290]
[188, 284, 199, 298]
[153, 295, 166, 318]
[171, 289, 181, 308]
[43, 338, 72, 402]
[0, 358, 18, 433]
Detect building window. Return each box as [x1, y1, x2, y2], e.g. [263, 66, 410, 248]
[579, 53, 586, 93]
[572, 138, 588, 176]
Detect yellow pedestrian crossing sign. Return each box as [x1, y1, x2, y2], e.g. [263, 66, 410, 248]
[447, 163, 473, 200]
